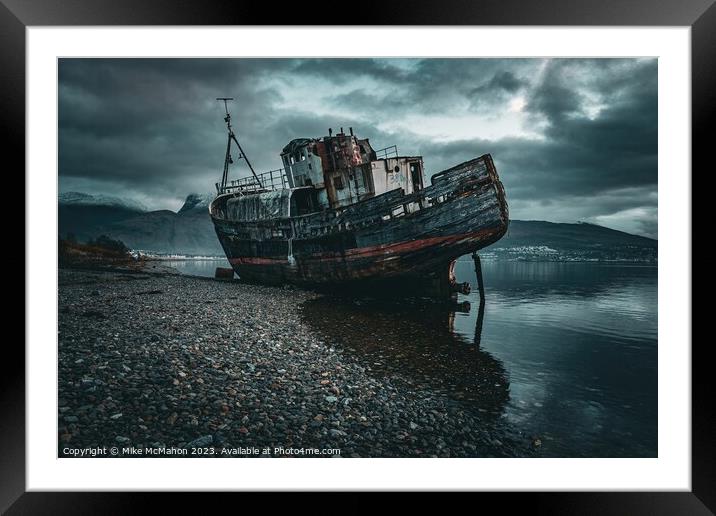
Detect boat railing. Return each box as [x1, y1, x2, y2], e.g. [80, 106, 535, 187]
[375, 145, 398, 159]
[217, 168, 290, 195]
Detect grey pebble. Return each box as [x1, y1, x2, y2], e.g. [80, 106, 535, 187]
[57, 269, 528, 459]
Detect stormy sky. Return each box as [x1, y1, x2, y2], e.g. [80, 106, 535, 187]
[58, 58, 657, 238]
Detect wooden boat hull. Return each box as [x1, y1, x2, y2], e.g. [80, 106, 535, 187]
[210, 154, 508, 294]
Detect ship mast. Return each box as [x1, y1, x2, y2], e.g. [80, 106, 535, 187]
[216, 97, 262, 192]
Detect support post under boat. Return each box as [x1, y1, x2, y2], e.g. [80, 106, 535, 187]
[474, 293, 485, 348]
[472, 252, 485, 302]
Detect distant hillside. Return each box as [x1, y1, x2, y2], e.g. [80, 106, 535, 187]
[499, 220, 655, 248]
[59, 191, 147, 212]
[487, 220, 657, 262]
[97, 207, 222, 256]
[59, 192, 147, 243]
[59, 192, 223, 256]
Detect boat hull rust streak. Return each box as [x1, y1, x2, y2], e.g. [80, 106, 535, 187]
[210, 154, 509, 291]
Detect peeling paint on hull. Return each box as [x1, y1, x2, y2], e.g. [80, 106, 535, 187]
[210, 154, 509, 292]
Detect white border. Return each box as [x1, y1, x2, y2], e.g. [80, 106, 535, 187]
[27, 27, 691, 491]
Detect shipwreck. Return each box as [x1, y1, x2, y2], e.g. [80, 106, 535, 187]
[209, 99, 509, 298]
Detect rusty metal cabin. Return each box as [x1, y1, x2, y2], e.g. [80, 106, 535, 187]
[278, 127, 425, 211]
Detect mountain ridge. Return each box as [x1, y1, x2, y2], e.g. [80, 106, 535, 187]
[177, 192, 214, 214]
[58, 192, 656, 258]
[59, 191, 148, 212]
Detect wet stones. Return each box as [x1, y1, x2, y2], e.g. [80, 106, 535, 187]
[57, 268, 529, 458]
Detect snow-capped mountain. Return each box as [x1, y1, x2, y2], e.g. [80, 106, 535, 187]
[58, 191, 148, 212]
[177, 193, 214, 214]
[58, 191, 223, 256]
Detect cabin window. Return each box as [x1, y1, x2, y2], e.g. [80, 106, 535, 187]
[291, 189, 318, 216]
[334, 176, 345, 190]
[354, 168, 366, 190]
[410, 163, 422, 191]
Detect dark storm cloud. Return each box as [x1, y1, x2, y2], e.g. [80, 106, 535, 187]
[59, 58, 294, 202]
[292, 58, 410, 84]
[58, 57, 657, 237]
[406, 59, 658, 236]
[327, 90, 414, 116]
[406, 59, 534, 110]
[485, 71, 527, 93]
[468, 71, 530, 111]
[295, 58, 535, 115]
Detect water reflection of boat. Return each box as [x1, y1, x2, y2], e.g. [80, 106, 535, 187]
[300, 296, 506, 414]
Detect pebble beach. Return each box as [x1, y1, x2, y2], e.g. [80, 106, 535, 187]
[58, 267, 530, 458]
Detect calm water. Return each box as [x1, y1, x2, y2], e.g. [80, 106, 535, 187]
[163, 259, 229, 277]
[450, 260, 657, 457]
[175, 258, 657, 457]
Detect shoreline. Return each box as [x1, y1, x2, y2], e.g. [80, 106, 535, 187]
[58, 266, 531, 458]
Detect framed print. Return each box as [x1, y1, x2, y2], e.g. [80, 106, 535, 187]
[5, 0, 709, 511]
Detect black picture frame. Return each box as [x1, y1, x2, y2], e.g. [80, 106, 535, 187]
[5, 0, 708, 511]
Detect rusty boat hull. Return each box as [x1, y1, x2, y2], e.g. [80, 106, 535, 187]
[210, 154, 508, 296]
